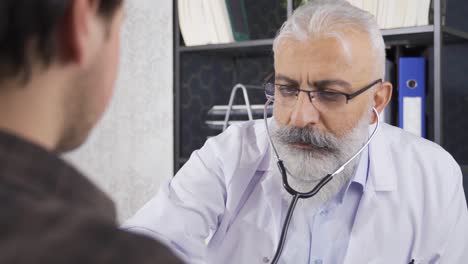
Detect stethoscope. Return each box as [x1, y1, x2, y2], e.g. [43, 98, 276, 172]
[262, 97, 380, 264]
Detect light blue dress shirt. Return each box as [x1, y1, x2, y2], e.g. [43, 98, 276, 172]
[280, 147, 369, 264]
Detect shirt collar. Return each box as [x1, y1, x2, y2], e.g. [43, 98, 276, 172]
[336, 145, 369, 204]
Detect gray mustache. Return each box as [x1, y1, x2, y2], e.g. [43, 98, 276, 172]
[273, 126, 339, 151]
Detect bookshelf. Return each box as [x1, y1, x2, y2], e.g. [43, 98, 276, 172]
[178, 25, 468, 54]
[173, 0, 468, 176]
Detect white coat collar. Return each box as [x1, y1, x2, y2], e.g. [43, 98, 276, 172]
[257, 121, 398, 191]
[367, 122, 398, 192]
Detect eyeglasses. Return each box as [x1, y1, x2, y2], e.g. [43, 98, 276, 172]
[264, 79, 382, 113]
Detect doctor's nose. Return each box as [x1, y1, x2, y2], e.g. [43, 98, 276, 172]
[289, 92, 320, 128]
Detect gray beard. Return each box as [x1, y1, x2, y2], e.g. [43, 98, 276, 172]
[268, 111, 371, 209]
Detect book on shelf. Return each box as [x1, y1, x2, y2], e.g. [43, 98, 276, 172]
[225, 0, 250, 41]
[348, 0, 433, 29]
[214, 0, 236, 43]
[178, 0, 249, 47]
[297, 0, 438, 29]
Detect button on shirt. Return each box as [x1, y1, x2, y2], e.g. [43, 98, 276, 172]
[280, 147, 369, 263]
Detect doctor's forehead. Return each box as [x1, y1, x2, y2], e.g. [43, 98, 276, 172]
[273, 34, 377, 84]
[274, 36, 351, 62]
[273, 39, 350, 82]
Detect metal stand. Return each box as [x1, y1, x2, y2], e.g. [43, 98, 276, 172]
[222, 84, 254, 131]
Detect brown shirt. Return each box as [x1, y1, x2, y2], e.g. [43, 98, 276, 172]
[0, 130, 183, 264]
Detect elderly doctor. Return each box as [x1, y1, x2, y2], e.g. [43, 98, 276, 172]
[125, 1, 468, 263]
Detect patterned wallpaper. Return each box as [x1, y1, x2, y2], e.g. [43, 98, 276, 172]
[179, 53, 274, 158]
[66, 0, 173, 222]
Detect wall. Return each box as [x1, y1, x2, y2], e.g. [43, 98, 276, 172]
[66, 0, 173, 222]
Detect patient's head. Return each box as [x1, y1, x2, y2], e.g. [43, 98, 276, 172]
[269, 0, 392, 204]
[0, 0, 124, 152]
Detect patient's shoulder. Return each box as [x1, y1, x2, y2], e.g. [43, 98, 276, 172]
[0, 199, 183, 264]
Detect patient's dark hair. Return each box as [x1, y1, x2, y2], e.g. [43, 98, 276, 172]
[0, 0, 123, 82]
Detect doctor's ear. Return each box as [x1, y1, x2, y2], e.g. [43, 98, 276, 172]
[370, 81, 393, 124]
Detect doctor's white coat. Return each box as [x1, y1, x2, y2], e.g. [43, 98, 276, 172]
[124, 121, 468, 264]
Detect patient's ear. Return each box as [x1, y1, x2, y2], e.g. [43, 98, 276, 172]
[57, 0, 101, 66]
[370, 81, 392, 124]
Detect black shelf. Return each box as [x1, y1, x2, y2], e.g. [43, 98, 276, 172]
[177, 25, 468, 54]
[384, 25, 468, 45]
[443, 26, 468, 42]
[463, 165, 468, 176]
[382, 25, 468, 45]
[383, 25, 435, 45]
[179, 38, 274, 53]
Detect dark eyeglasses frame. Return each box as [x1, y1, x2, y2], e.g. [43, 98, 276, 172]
[265, 78, 383, 104]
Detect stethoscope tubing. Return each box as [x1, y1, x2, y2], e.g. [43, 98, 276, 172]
[263, 98, 380, 264]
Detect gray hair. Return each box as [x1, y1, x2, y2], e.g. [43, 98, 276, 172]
[273, 0, 386, 79]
